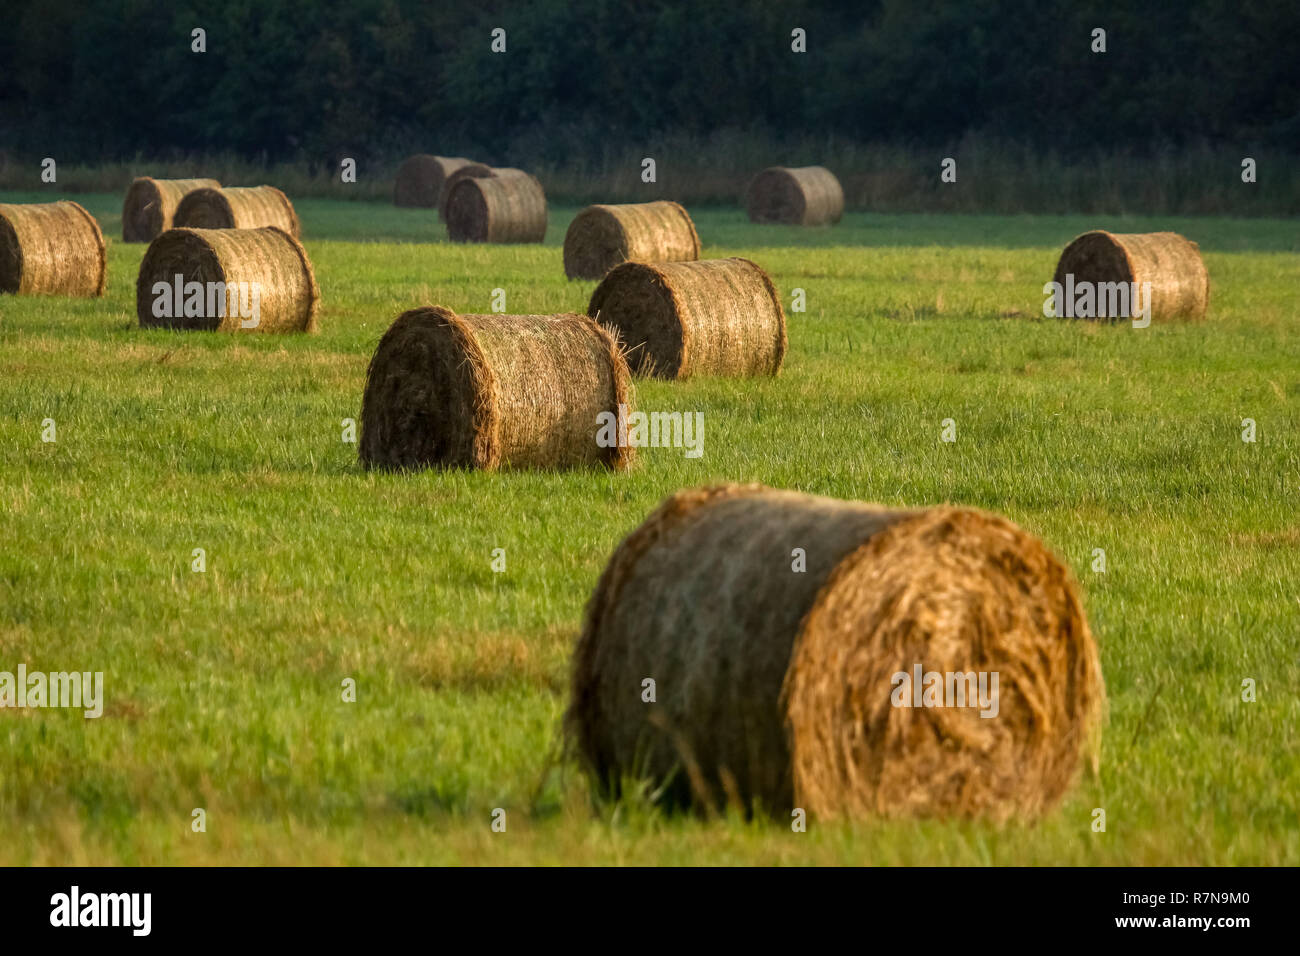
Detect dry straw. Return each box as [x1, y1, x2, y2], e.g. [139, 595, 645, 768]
[394, 154, 477, 208]
[444, 170, 547, 243]
[0, 200, 107, 297]
[359, 306, 632, 471]
[1053, 230, 1209, 321]
[121, 177, 220, 242]
[563, 201, 701, 280]
[173, 186, 301, 238]
[567, 484, 1104, 822]
[745, 166, 844, 226]
[587, 257, 786, 379]
[436, 162, 495, 219]
[135, 226, 319, 332]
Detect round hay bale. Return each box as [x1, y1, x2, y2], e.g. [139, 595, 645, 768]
[436, 162, 495, 220]
[173, 186, 301, 238]
[359, 306, 632, 471]
[444, 171, 547, 244]
[567, 484, 1104, 821]
[745, 166, 844, 226]
[587, 257, 786, 379]
[0, 200, 107, 297]
[394, 154, 476, 208]
[135, 227, 319, 333]
[1052, 230, 1209, 322]
[563, 201, 701, 280]
[121, 177, 221, 242]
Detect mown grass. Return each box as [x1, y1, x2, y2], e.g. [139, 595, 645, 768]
[1, 193, 1297, 864]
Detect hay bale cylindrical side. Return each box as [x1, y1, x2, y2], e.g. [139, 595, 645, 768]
[1052, 230, 1209, 322]
[394, 154, 476, 208]
[135, 227, 319, 332]
[563, 201, 701, 280]
[566, 484, 1104, 822]
[436, 163, 495, 220]
[359, 306, 632, 471]
[173, 186, 301, 238]
[0, 201, 107, 297]
[444, 172, 547, 244]
[121, 177, 221, 242]
[745, 166, 844, 226]
[587, 257, 786, 379]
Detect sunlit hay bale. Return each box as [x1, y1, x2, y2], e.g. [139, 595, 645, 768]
[0, 200, 107, 297]
[394, 154, 477, 208]
[135, 227, 319, 332]
[121, 177, 221, 242]
[745, 166, 844, 225]
[359, 306, 632, 471]
[563, 201, 701, 280]
[173, 186, 301, 238]
[567, 484, 1104, 822]
[1052, 230, 1209, 322]
[587, 257, 785, 379]
[444, 170, 547, 243]
[436, 162, 495, 220]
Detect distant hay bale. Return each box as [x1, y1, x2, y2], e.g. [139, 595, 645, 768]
[1052, 230, 1209, 322]
[359, 306, 632, 471]
[436, 162, 495, 219]
[563, 201, 701, 280]
[587, 257, 785, 379]
[745, 166, 844, 226]
[135, 227, 319, 332]
[394, 154, 477, 208]
[121, 177, 220, 242]
[0, 200, 106, 297]
[444, 171, 547, 243]
[567, 484, 1104, 822]
[173, 186, 301, 238]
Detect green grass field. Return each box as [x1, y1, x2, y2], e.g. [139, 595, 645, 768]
[1, 192, 1297, 864]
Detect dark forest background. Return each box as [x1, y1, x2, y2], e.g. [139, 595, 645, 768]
[2, 0, 1298, 212]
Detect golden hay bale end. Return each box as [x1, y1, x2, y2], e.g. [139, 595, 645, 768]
[563, 201, 701, 280]
[587, 257, 786, 379]
[436, 162, 495, 219]
[444, 171, 547, 244]
[121, 177, 221, 242]
[745, 166, 844, 226]
[135, 227, 319, 332]
[359, 306, 632, 471]
[567, 484, 1104, 822]
[394, 154, 477, 208]
[1052, 230, 1209, 322]
[173, 186, 301, 238]
[0, 200, 106, 297]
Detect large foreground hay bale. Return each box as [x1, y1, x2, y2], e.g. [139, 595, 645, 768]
[1052, 230, 1209, 322]
[587, 257, 785, 379]
[359, 306, 632, 471]
[173, 186, 301, 238]
[394, 154, 476, 208]
[563, 201, 701, 280]
[436, 162, 495, 219]
[444, 171, 547, 243]
[0, 201, 106, 297]
[122, 177, 220, 242]
[136, 227, 319, 332]
[567, 484, 1104, 821]
[746, 166, 844, 226]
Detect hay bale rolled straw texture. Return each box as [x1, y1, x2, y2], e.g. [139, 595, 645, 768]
[1052, 230, 1209, 322]
[745, 166, 844, 226]
[444, 170, 547, 243]
[393, 154, 476, 208]
[0, 201, 106, 297]
[359, 306, 632, 471]
[135, 227, 319, 332]
[436, 162, 494, 219]
[173, 186, 301, 238]
[567, 484, 1104, 822]
[121, 177, 220, 242]
[587, 257, 785, 379]
[563, 201, 701, 280]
